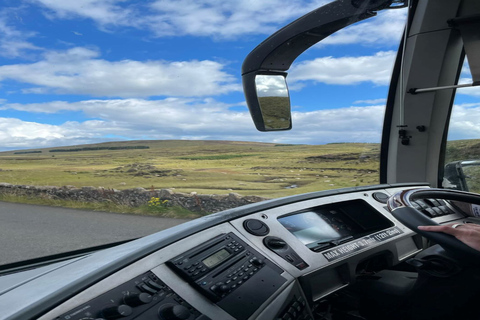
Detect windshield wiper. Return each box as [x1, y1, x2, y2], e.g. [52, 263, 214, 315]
[311, 236, 354, 252]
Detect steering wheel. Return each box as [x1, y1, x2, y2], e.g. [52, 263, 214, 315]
[387, 188, 480, 263]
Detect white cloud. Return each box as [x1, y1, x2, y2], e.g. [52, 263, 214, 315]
[448, 103, 480, 141]
[291, 105, 385, 143]
[321, 9, 406, 47]
[462, 61, 471, 76]
[146, 0, 328, 38]
[354, 98, 387, 104]
[0, 98, 387, 149]
[31, 0, 330, 38]
[0, 8, 42, 58]
[457, 77, 480, 97]
[0, 118, 90, 149]
[5, 99, 480, 150]
[32, 0, 138, 28]
[1, 98, 252, 132]
[0, 47, 240, 97]
[289, 51, 396, 86]
[29, 0, 405, 44]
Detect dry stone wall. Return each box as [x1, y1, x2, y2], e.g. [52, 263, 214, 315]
[0, 183, 268, 214]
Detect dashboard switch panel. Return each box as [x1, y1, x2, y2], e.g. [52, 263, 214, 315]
[278, 294, 312, 320]
[55, 271, 205, 320]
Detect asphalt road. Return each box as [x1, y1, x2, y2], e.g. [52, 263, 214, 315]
[0, 201, 191, 266]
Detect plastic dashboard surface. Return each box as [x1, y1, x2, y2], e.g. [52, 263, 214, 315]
[1, 185, 466, 320]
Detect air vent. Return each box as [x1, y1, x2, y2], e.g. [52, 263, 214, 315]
[411, 199, 455, 218]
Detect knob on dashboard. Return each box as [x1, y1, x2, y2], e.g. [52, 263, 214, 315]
[158, 303, 191, 320]
[250, 257, 264, 267]
[124, 292, 153, 307]
[265, 238, 287, 249]
[211, 282, 229, 295]
[101, 304, 133, 319]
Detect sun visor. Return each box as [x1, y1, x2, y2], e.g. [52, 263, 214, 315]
[450, 15, 480, 83]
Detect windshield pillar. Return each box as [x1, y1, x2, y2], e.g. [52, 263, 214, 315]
[382, 0, 465, 186]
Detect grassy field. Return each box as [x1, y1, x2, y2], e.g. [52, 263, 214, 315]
[2, 138, 479, 202]
[0, 140, 380, 199]
[1, 139, 480, 216]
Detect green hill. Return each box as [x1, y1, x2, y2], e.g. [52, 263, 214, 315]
[0, 140, 380, 198]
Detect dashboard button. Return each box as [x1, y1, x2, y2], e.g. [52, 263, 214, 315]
[288, 307, 298, 317]
[282, 312, 294, 320]
[425, 208, 437, 217]
[372, 192, 389, 204]
[438, 205, 452, 214]
[243, 219, 270, 236]
[292, 301, 301, 312]
[147, 280, 164, 291]
[432, 207, 443, 216]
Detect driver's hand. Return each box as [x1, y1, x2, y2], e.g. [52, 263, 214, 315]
[418, 223, 480, 252]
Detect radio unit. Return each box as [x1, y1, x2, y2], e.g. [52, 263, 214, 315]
[167, 232, 286, 319]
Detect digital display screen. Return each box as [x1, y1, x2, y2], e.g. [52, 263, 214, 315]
[278, 210, 351, 246]
[278, 200, 393, 249]
[202, 248, 231, 268]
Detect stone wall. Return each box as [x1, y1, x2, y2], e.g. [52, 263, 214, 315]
[0, 183, 268, 214]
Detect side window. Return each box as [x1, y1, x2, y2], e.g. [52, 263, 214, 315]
[443, 60, 480, 193]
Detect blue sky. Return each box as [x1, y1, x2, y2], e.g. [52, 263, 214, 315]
[0, 0, 478, 151]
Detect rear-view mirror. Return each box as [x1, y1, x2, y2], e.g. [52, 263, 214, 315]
[255, 75, 291, 130]
[242, 72, 292, 132]
[443, 160, 480, 193]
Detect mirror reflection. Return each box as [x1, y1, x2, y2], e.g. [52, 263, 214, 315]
[461, 164, 480, 193]
[255, 75, 291, 130]
[444, 160, 480, 193]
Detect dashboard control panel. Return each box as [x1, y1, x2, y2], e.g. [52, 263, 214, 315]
[55, 271, 207, 320]
[411, 198, 456, 218]
[167, 232, 287, 320]
[167, 233, 252, 286]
